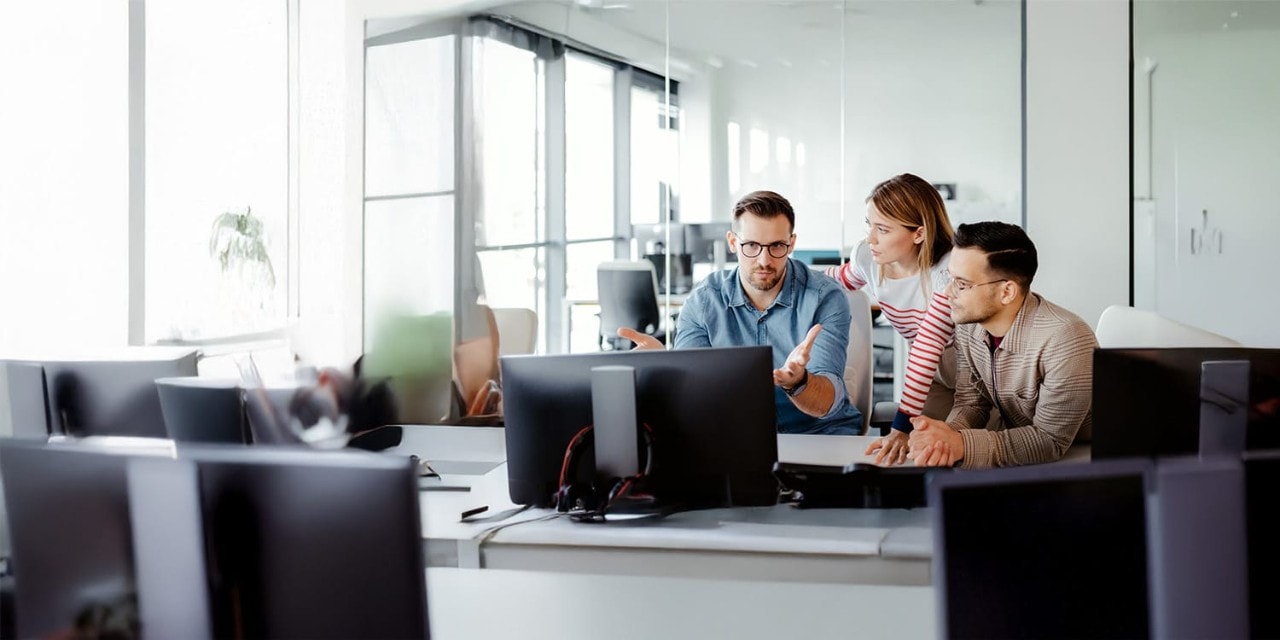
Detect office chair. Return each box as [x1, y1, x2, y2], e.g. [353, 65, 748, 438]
[492, 307, 538, 355]
[155, 377, 248, 444]
[597, 260, 669, 351]
[842, 289, 897, 435]
[453, 304, 502, 419]
[1095, 304, 1241, 348]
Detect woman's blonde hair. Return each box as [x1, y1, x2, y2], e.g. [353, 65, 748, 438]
[868, 173, 955, 294]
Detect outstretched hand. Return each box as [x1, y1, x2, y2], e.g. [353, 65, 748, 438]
[616, 327, 664, 350]
[773, 324, 821, 388]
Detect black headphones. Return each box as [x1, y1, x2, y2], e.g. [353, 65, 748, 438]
[554, 422, 655, 521]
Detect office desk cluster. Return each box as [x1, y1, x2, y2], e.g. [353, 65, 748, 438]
[398, 426, 1088, 587]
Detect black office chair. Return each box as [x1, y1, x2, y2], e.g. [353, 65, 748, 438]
[155, 377, 248, 444]
[597, 260, 669, 351]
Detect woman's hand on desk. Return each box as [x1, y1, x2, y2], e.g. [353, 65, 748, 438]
[617, 327, 663, 350]
[865, 429, 910, 466]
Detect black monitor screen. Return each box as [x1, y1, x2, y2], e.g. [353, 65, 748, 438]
[0, 442, 139, 639]
[1245, 450, 1280, 639]
[931, 461, 1151, 640]
[500, 346, 779, 509]
[189, 447, 428, 639]
[36, 351, 199, 438]
[1092, 348, 1280, 459]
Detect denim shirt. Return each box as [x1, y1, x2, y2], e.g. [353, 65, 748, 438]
[675, 257, 863, 435]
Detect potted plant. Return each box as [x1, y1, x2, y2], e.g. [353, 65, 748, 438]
[209, 206, 276, 290]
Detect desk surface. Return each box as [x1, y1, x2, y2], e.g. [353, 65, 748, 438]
[394, 426, 1090, 586]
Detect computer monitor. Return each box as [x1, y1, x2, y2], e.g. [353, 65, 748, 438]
[1, 361, 51, 438]
[0, 441, 142, 639]
[184, 446, 428, 639]
[1092, 348, 1280, 459]
[930, 460, 1152, 640]
[500, 346, 779, 509]
[33, 350, 200, 438]
[1245, 450, 1280, 638]
[684, 222, 732, 265]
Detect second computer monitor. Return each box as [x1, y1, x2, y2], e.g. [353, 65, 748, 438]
[1092, 347, 1280, 459]
[500, 346, 779, 509]
[930, 460, 1152, 640]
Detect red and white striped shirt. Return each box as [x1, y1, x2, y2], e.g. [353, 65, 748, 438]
[825, 242, 955, 423]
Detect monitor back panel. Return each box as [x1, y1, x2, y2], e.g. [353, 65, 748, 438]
[501, 346, 778, 508]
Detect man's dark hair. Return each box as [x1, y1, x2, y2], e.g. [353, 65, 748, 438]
[953, 221, 1038, 290]
[733, 190, 795, 232]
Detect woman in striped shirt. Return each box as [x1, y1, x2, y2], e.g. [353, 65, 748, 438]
[825, 173, 957, 465]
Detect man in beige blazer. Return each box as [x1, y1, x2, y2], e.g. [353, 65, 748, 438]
[907, 221, 1097, 468]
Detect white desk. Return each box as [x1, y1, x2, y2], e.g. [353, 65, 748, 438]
[394, 426, 1091, 587]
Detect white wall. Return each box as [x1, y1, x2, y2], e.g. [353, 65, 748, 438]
[1137, 28, 1280, 347]
[1024, 0, 1130, 330]
[295, 0, 356, 367]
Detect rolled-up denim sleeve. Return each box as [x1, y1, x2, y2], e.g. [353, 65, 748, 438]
[674, 289, 712, 349]
[808, 288, 851, 419]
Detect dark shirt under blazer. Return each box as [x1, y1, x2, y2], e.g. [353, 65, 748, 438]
[948, 293, 1097, 468]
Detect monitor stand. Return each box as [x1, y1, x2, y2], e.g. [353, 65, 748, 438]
[591, 365, 640, 478]
[1199, 360, 1249, 458]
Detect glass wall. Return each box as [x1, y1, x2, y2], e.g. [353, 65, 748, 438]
[1133, 0, 1280, 346]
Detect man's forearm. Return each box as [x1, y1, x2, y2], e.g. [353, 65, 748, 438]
[786, 371, 836, 417]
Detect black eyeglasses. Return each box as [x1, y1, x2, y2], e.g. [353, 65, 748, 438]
[734, 233, 792, 259]
[947, 277, 1008, 293]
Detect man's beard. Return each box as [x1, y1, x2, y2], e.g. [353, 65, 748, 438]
[747, 266, 783, 292]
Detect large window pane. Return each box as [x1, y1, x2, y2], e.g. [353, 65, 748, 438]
[477, 247, 545, 354]
[365, 36, 456, 197]
[477, 38, 541, 247]
[0, 1, 128, 353]
[145, 1, 288, 342]
[631, 87, 663, 226]
[363, 196, 455, 346]
[565, 53, 615, 241]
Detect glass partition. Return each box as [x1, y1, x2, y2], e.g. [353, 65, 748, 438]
[1133, 0, 1280, 346]
[361, 0, 1023, 423]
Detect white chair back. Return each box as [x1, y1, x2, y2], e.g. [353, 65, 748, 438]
[1095, 305, 1241, 348]
[843, 289, 874, 431]
[492, 307, 538, 355]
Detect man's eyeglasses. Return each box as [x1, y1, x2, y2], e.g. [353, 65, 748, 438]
[948, 277, 1008, 293]
[734, 233, 792, 259]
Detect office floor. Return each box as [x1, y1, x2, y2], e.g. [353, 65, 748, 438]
[425, 568, 935, 639]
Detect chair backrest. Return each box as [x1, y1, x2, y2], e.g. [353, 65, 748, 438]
[597, 261, 662, 336]
[453, 304, 501, 417]
[492, 307, 538, 355]
[241, 386, 301, 444]
[843, 289, 874, 428]
[1096, 305, 1241, 348]
[155, 377, 247, 444]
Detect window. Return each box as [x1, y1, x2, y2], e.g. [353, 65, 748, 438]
[145, 1, 290, 343]
[0, 1, 129, 353]
[363, 34, 457, 347]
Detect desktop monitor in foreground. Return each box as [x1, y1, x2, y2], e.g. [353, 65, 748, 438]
[1092, 347, 1280, 459]
[500, 346, 779, 509]
[0, 441, 141, 639]
[930, 460, 1152, 640]
[181, 446, 428, 640]
[1245, 450, 1280, 639]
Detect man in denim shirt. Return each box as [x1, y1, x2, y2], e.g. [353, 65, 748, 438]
[621, 191, 863, 435]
